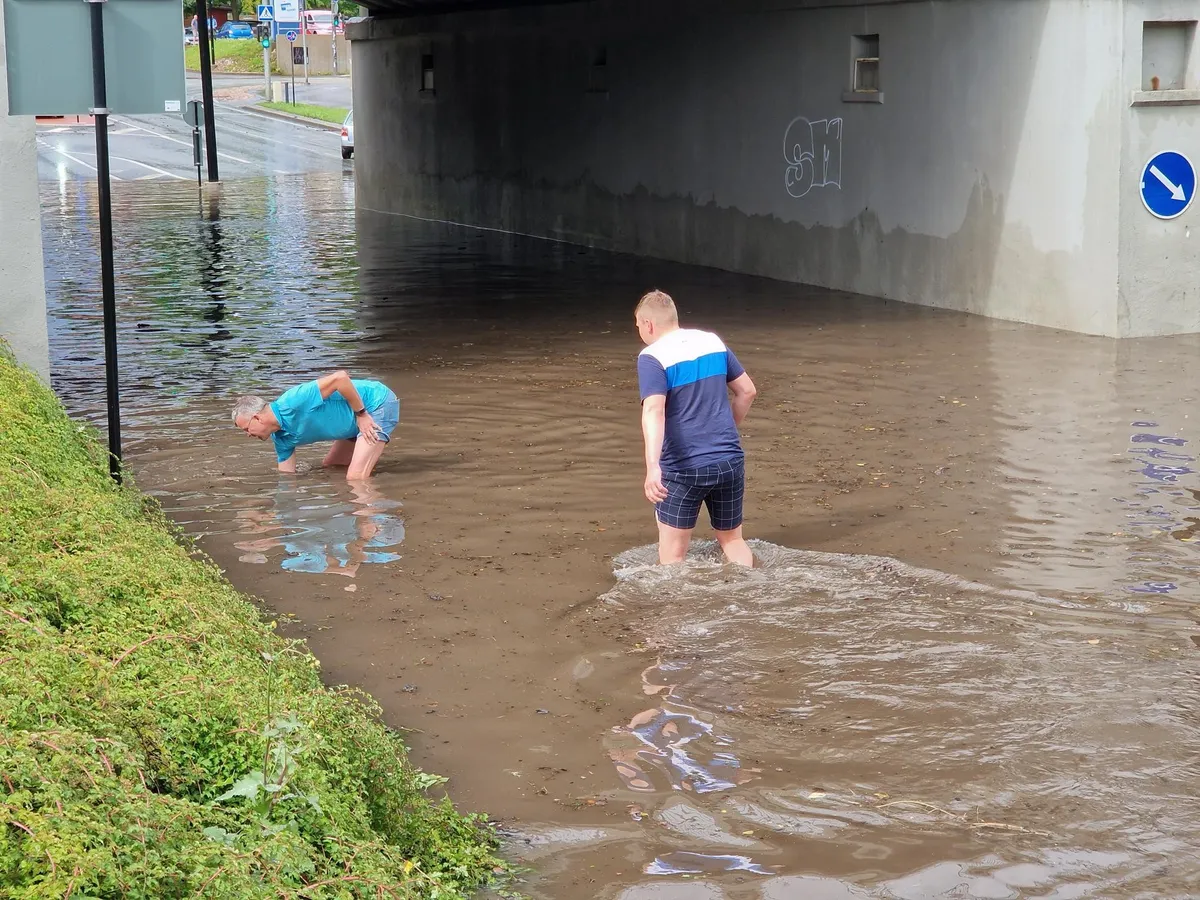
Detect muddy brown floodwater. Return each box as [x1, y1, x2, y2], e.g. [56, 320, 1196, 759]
[43, 174, 1200, 899]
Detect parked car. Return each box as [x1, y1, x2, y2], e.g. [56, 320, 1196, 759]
[340, 109, 354, 160]
[303, 10, 335, 35]
[184, 26, 198, 45]
[216, 21, 254, 39]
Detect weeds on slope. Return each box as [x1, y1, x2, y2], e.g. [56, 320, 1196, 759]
[0, 349, 513, 899]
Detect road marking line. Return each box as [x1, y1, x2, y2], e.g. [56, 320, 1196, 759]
[110, 115, 255, 165]
[51, 148, 186, 181]
[36, 139, 123, 180]
[111, 155, 188, 180]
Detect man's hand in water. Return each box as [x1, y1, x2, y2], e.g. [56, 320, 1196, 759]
[356, 411, 381, 444]
[644, 466, 669, 503]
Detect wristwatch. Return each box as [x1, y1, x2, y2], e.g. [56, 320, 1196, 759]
[353, 407, 366, 416]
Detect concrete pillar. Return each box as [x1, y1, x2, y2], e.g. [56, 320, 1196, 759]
[0, 0, 49, 380]
[1117, 0, 1200, 336]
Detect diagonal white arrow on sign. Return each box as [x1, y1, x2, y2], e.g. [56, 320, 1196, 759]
[1150, 165, 1187, 201]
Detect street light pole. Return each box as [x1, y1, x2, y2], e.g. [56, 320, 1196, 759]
[195, 0, 219, 182]
[85, 0, 122, 482]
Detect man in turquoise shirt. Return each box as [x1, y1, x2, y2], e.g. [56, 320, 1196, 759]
[231, 369, 400, 480]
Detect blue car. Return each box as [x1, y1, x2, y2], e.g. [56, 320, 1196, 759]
[216, 21, 254, 39]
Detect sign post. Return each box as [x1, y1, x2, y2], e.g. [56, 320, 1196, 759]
[3, 0, 186, 482]
[287, 31, 298, 105]
[85, 0, 121, 481]
[275, 0, 301, 94]
[195, 0, 218, 182]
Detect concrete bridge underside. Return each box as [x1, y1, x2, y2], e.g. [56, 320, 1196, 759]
[348, 0, 1200, 338]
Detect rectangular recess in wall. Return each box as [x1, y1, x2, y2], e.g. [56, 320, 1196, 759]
[1142, 21, 1192, 90]
[843, 33, 883, 104]
[420, 53, 435, 94]
[587, 47, 608, 94]
[1133, 20, 1199, 106]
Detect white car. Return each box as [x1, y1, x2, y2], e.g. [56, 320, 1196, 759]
[340, 109, 354, 160]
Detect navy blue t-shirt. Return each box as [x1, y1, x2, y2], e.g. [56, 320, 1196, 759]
[637, 328, 745, 471]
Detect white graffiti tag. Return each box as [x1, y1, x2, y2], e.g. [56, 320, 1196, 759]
[784, 116, 843, 198]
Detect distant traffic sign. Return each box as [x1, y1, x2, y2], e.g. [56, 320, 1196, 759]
[285, 30, 297, 42]
[276, 0, 299, 26]
[257, 4, 273, 20]
[1140, 151, 1196, 220]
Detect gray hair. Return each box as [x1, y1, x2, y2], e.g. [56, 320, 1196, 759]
[231, 395, 269, 425]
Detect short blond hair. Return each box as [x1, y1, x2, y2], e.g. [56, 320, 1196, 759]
[635, 289, 678, 325]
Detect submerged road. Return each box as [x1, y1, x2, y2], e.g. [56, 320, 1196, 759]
[34, 74, 1200, 900]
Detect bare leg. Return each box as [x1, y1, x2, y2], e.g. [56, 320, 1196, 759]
[714, 526, 753, 566]
[323, 439, 356, 468]
[347, 434, 388, 481]
[656, 519, 693, 564]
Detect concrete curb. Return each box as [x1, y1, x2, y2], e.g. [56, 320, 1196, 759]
[244, 104, 343, 133]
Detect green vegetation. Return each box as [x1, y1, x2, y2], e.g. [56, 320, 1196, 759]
[259, 102, 349, 125]
[0, 348, 511, 898]
[186, 40, 281, 75]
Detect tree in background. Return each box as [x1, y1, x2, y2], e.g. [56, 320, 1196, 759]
[183, 0, 246, 19]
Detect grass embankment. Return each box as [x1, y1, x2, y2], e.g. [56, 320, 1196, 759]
[259, 102, 349, 125]
[0, 350, 509, 897]
[186, 39, 281, 74]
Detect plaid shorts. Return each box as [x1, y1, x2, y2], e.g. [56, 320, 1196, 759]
[656, 458, 745, 531]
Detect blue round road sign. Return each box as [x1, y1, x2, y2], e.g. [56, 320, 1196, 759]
[285, 30, 297, 42]
[1140, 151, 1196, 220]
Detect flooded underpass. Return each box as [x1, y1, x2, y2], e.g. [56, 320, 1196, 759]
[41, 172, 1200, 899]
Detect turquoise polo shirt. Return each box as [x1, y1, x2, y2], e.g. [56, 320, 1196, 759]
[269, 379, 391, 463]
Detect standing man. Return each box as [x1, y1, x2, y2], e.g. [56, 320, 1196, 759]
[635, 290, 757, 566]
[231, 369, 400, 480]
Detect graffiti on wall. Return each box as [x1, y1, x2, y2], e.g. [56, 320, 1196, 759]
[784, 116, 843, 198]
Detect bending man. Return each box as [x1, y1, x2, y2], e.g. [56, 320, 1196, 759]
[231, 370, 399, 480]
[636, 290, 757, 565]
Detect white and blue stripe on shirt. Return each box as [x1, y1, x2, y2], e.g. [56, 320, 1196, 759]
[637, 328, 745, 470]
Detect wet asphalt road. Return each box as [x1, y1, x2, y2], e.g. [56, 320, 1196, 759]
[35, 74, 349, 182]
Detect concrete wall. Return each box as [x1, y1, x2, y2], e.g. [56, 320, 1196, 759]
[1119, 0, 1200, 337]
[277, 34, 352, 76]
[348, 0, 1192, 337]
[0, 0, 50, 379]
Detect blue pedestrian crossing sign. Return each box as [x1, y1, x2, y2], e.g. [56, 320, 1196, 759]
[257, 4, 274, 21]
[1140, 151, 1195, 220]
